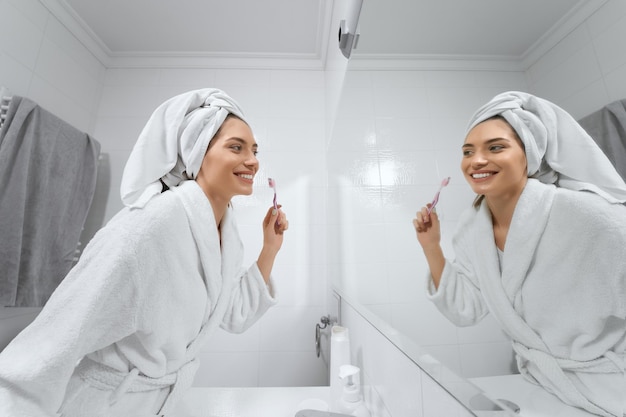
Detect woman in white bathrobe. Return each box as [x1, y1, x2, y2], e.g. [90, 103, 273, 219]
[413, 92, 626, 417]
[0, 88, 289, 416]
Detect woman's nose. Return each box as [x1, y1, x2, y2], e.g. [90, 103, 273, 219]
[470, 152, 488, 167]
[245, 153, 259, 169]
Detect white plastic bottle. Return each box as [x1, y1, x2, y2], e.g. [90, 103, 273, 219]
[330, 325, 351, 411]
[337, 364, 371, 417]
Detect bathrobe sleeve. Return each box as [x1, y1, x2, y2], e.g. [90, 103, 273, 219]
[220, 262, 277, 334]
[0, 222, 144, 416]
[426, 209, 491, 327]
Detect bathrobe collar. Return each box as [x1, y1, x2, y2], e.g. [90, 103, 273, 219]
[471, 179, 555, 350]
[171, 180, 243, 351]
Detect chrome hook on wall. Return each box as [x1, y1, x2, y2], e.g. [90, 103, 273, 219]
[315, 315, 334, 358]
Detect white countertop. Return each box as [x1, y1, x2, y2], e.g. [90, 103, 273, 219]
[470, 374, 596, 417]
[171, 386, 330, 417]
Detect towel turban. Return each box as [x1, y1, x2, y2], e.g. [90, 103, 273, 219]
[467, 91, 626, 204]
[121, 88, 246, 208]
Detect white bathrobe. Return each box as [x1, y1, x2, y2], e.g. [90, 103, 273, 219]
[0, 180, 277, 416]
[428, 179, 626, 417]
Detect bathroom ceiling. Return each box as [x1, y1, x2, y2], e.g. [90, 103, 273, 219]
[59, 0, 594, 66]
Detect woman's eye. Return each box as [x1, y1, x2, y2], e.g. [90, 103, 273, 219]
[490, 145, 504, 151]
[231, 145, 242, 151]
[462, 150, 472, 157]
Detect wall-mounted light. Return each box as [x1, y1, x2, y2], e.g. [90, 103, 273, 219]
[338, 0, 363, 59]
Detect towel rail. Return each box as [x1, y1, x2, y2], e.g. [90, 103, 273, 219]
[0, 86, 12, 129]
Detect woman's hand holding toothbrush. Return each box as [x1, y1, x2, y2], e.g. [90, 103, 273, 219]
[413, 177, 449, 289]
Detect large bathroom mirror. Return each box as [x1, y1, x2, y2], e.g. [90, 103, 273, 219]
[328, 0, 621, 412]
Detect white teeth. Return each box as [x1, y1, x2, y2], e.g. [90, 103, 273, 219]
[238, 174, 253, 180]
[472, 173, 492, 179]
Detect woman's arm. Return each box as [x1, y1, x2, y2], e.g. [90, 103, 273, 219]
[413, 206, 446, 288]
[257, 205, 288, 283]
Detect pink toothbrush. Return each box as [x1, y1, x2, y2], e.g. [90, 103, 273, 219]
[427, 176, 450, 215]
[268, 178, 278, 210]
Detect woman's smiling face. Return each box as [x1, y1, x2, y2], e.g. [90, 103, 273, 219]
[461, 117, 528, 202]
[196, 115, 259, 202]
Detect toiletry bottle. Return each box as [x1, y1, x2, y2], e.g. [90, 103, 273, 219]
[338, 364, 371, 417]
[330, 325, 351, 411]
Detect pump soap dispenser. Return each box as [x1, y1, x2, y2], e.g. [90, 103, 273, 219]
[337, 365, 371, 417]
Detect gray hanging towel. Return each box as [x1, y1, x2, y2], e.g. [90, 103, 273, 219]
[0, 96, 100, 307]
[578, 99, 626, 181]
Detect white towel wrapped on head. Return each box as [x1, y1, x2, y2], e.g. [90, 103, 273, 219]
[121, 88, 246, 208]
[467, 91, 626, 204]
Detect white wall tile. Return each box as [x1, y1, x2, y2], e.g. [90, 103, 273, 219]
[214, 69, 271, 87]
[269, 87, 325, 119]
[427, 87, 502, 121]
[378, 150, 439, 186]
[585, 0, 626, 37]
[0, 1, 45, 70]
[104, 68, 161, 86]
[35, 39, 100, 114]
[270, 70, 325, 88]
[158, 68, 216, 87]
[373, 86, 430, 119]
[458, 342, 517, 378]
[328, 117, 377, 151]
[419, 345, 463, 381]
[194, 351, 259, 387]
[340, 71, 374, 89]
[421, 374, 474, 417]
[385, 260, 426, 305]
[259, 306, 324, 352]
[202, 326, 261, 353]
[592, 13, 626, 75]
[265, 117, 326, 152]
[604, 62, 626, 103]
[391, 300, 459, 348]
[97, 84, 166, 119]
[44, 17, 104, 81]
[370, 71, 426, 88]
[259, 351, 328, 386]
[327, 186, 383, 226]
[472, 71, 526, 88]
[530, 45, 603, 103]
[375, 117, 433, 151]
[6, 0, 48, 29]
[93, 116, 147, 152]
[271, 264, 327, 307]
[379, 185, 432, 232]
[526, 25, 591, 84]
[559, 79, 610, 120]
[0, 52, 34, 96]
[334, 87, 376, 119]
[456, 314, 509, 345]
[423, 71, 476, 88]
